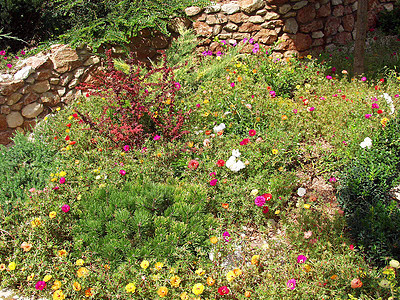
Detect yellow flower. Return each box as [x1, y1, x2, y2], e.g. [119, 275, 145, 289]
[251, 255, 260, 265]
[65, 129, 70, 134]
[180, 292, 189, 300]
[307, 54, 312, 59]
[203, 99, 209, 104]
[381, 117, 389, 127]
[192, 283, 205, 295]
[73, 281, 81, 291]
[59, 171, 66, 177]
[77, 194, 82, 200]
[303, 264, 311, 273]
[233, 268, 242, 276]
[203, 112, 210, 117]
[170, 275, 181, 288]
[245, 291, 252, 297]
[140, 260, 149, 269]
[206, 276, 215, 286]
[31, 218, 42, 228]
[68, 115, 73, 120]
[75, 259, 84, 266]
[157, 153, 162, 158]
[77, 267, 89, 278]
[165, 98, 171, 105]
[157, 286, 168, 298]
[52, 280, 62, 290]
[27, 273, 35, 281]
[53, 290, 65, 300]
[151, 274, 160, 281]
[155, 262, 163, 271]
[331, 274, 338, 280]
[125, 283, 136, 293]
[44, 275, 53, 282]
[275, 210, 280, 215]
[51, 177, 57, 182]
[56, 107, 60, 111]
[169, 267, 176, 273]
[195, 268, 205, 276]
[187, 141, 194, 148]
[272, 149, 279, 155]
[210, 236, 218, 244]
[304, 204, 311, 209]
[57, 249, 68, 257]
[49, 211, 57, 219]
[226, 270, 236, 282]
[8, 262, 16, 271]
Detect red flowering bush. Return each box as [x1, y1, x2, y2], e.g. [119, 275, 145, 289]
[77, 50, 191, 148]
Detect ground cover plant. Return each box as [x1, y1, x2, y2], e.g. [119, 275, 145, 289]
[1, 29, 400, 299]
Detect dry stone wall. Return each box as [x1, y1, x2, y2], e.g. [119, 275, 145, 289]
[187, 0, 395, 56]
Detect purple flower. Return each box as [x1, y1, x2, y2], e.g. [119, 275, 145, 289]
[154, 135, 161, 141]
[365, 114, 372, 119]
[210, 179, 218, 186]
[123, 145, 130, 152]
[59, 177, 66, 184]
[287, 279, 296, 290]
[255, 196, 266, 207]
[297, 255, 307, 263]
[119, 169, 126, 175]
[61, 204, 70, 213]
[223, 231, 231, 242]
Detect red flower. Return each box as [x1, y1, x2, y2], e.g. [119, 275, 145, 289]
[217, 159, 225, 167]
[188, 159, 199, 170]
[65, 135, 70, 141]
[377, 110, 383, 114]
[66, 123, 71, 128]
[73, 113, 78, 118]
[69, 141, 76, 145]
[380, 78, 384, 82]
[262, 206, 269, 214]
[218, 286, 230, 295]
[262, 193, 272, 201]
[349, 244, 354, 250]
[240, 138, 250, 146]
[249, 129, 256, 137]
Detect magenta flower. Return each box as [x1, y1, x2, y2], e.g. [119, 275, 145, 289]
[230, 82, 235, 88]
[269, 90, 276, 98]
[6, 64, 12, 68]
[287, 279, 296, 290]
[372, 103, 379, 109]
[210, 179, 218, 186]
[326, 75, 332, 80]
[15, 56, 19, 59]
[293, 109, 298, 114]
[329, 177, 337, 182]
[361, 77, 367, 81]
[309, 107, 315, 112]
[196, 104, 201, 108]
[154, 135, 161, 141]
[59, 177, 66, 184]
[297, 255, 307, 263]
[52, 186, 59, 191]
[395, 94, 399, 98]
[119, 169, 126, 175]
[123, 145, 130, 152]
[21, 50, 26, 55]
[61, 204, 70, 213]
[0, 50, 5, 55]
[35, 281, 46, 291]
[249, 129, 256, 136]
[223, 231, 231, 242]
[255, 196, 266, 207]
[174, 82, 181, 90]
[365, 114, 372, 119]
[209, 172, 216, 177]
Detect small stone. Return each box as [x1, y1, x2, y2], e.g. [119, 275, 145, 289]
[279, 4, 292, 14]
[0, 114, 7, 130]
[0, 80, 24, 96]
[50, 78, 60, 85]
[312, 31, 324, 38]
[224, 23, 239, 32]
[351, 2, 357, 11]
[0, 74, 13, 83]
[294, 33, 312, 51]
[284, 18, 299, 34]
[74, 67, 85, 79]
[254, 29, 278, 44]
[229, 12, 249, 23]
[218, 33, 233, 39]
[7, 93, 23, 105]
[248, 15, 264, 23]
[383, 3, 393, 11]
[63, 89, 77, 103]
[293, 0, 308, 9]
[185, 6, 202, 16]
[24, 55, 52, 70]
[284, 11, 297, 17]
[297, 5, 316, 23]
[60, 73, 74, 86]
[13, 66, 34, 81]
[6, 111, 24, 128]
[261, 20, 284, 28]
[22, 102, 44, 118]
[1, 105, 11, 114]
[36, 70, 52, 81]
[0, 96, 6, 104]
[221, 3, 240, 14]
[11, 102, 23, 111]
[233, 32, 251, 40]
[333, 4, 344, 16]
[256, 9, 268, 15]
[25, 75, 36, 84]
[41, 91, 61, 106]
[317, 3, 331, 17]
[338, 25, 344, 32]
[239, 23, 262, 32]
[23, 92, 40, 105]
[239, 0, 264, 14]
[56, 87, 66, 97]
[343, 14, 354, 31]
[206, 14, 228, 25]
[69, 79, 80, 89]
[312, 38, 324, 46]
[264, 12, 280, 20]
[213, 25, 222, 35]
[205, 4, 221, 13]
[31, 80, 50, 94]
[83, 56, 100, 66]
[332, 0, 343, 5]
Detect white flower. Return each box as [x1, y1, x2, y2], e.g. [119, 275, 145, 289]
[224, 111, 231, 115]
[382, 93, 395, 115]
[232, 149, 241, 158]
[250, 189, 259, 196]
[213, 123, 226, 133]
[226, 156, 236, 169]
[226, 156, 246, 172]
[360, 137, 372, 149]
[245, 103, 252, 109]
[297, 187, 306, 197]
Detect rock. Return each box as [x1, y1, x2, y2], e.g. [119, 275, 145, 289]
[60, 73, 74, 86]
[36, 69, 52, 81]
[0, 74, 13, 83]
[293, 0, 308, 9]
[312, 31, 324, 38]
[317, 3, 331, 17]
[233, 32, 251, 40]
[300, 20, 323, 32]
[279, 4, 292, 13]
[83, 56, 100, 66]
[193, 21, 213, 36]
[266, 0, 289, 5]
[69, 79, 80, 89]
[333, 4, 344, 16]
[0, 114, 8, 130]
[205, 4, 221, 13]
[343, 14, 354, 31]
[254, 29, 278, 44]
[50, 78, 60, 85]
[213, 25, 222, 35]
[151, 35, 170, 49]
[324, 16, 341, 36]
[239, 23, 262, 32]
[262, 20, 284, 28]
[334, 31, 352, 44]
[224, 23, 239, 32]
[31, 80, 50, 94]
[239, 0, 265, 14]
[23, 92, 40, 105]
[22, 102, 44, 118]
[332, 0, 343, 5]
[24, 55, 52, 70]
[41, 92, 61, 106]
[344, 5, 352, 14]
[383, 3, 394, 11]
[256, 9, 268, 15]
[1, 105, 10, 115]
[294, 33, 312, 51]
[6, 111, 24, 128]
[275, 33, 296, 50]
[297, 5, 316, 23]
[284, 11, 297, 17]
[206, 14, 228, 25]
[338, 24, 344, 32]
[185, 6, 202, 16]
[0, 80, 24, 96]
[7, 93, 23, 105]
[11, 101, 23, 111]
[229, 12, 249, 23]
[218, 33, 233, 39]
[56, 87, 66, 97]
[351, 2, 357, 11]
[284, 50, 299, 57]
[248, 15, 264, 23]
[193, 13, 207, 22]
[23, 119, 36, 131]
[13, 66, 34, 81]
[0, 96, 6, 105]
[264, 12, 280, 20]
[50, 45, 81, 74]
[168, 17, 191, 33]
[222, 3, 240, 14]
[312, 38, 324, 46]
[284, 18, 299, 34]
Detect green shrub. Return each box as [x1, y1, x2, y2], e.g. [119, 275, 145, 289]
[74, 180, 215, 263]
[378, 3, 400, 36]
[338, 116, 400, 264]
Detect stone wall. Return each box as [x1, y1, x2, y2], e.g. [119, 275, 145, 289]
[186, 0, 395, 56]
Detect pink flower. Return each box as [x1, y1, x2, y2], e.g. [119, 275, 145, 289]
[304, 231, 312, 239]
[21, 50, 26, 55]
[123, 145, 130, 152]
[329, 177, 337, 182]
[361, 77, 367, 81]
[297, 255, 307, 263]
[52, 186, 59, 191]
[154, 135, 161, 141]
[141, 147, 147, 153]
[119, 170, 126, 175]
[365, 114, 372, 119]
[239, 138, 250, 146]
[209, 172, 216, 177]
[326, 75, 332, 80]
[196, 103, 201, 108]
[287, 279, 296, 290]
[223, 231, 230, 242]
[29, 188, 36, 193]
[35, 281, 46, 291]
[59, 177, 66, 184]
[6, 64, 12, 68]
[308, 107, 315, 112]
[210, 179, 218, 186]
[0, 50, 5, 55]
[15, 56, 19, 59]
[188, 160, 199, 170]
[174, 82, 181, 90]
[230, 82, 235, 87]
[255, 196, 266, 207]
[61, 204, 70, 213]
[249, 129, 256, 137]
[293, 109, 298, 114]
[395, 94, 399, 98]
[269, 90, 276, 98]
[372, 103, 379, 109]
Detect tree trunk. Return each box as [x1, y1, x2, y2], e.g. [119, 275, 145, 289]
[353, 0, 369, 76]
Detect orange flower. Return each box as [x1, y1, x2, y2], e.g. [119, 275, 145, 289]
[57, 249, 67, 257]
[281, 115, 288, 120]
[237, 76, 243, 82]
[73, 281, 81, 291]
[157, 286, 168, 298]
[77, 267, 89, 278]
[21, 242, 32, 252]
[207, 277, 215, 286]
[205, 130, 212, 135]
[85, 288, 93, 297]
[210, 236, 218, 244]
[351, 278, 363, 289]
[222, 203, 229, 209]
[245, 291, 252, 297]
